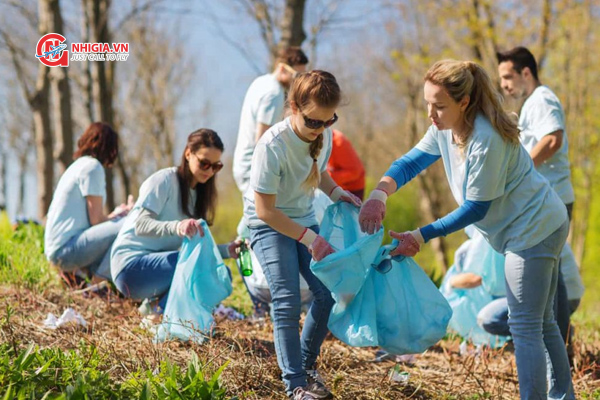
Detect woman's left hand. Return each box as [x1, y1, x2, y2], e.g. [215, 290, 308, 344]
[389, 230, 424, 257]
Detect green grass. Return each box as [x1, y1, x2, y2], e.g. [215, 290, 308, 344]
[0, 341, 235, 400]
[0, 213, 59, 290]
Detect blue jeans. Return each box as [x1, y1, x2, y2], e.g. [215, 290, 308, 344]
[477, 297, 511, 337]
[504, 220, 574, 400]
[250, 225, 335, 396]
[51, 217, 125, 280]
[114, 251, 179, 311]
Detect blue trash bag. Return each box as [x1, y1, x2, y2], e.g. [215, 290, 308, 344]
[462, 230, 506, 297]
[440, 265, 507, 348]
[311, 202, 452, 354]
[155, 220, 233, 343]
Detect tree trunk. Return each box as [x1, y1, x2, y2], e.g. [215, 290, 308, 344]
[30, 0, 55, 220]
[81, 0, 94, 126]
[17, 154, 28, 216]
[278, 0, 307, 51]
[0, 148, 6, 211]
[90, 0, 116, 209]
[48, 0, 74, 175]
[31, 65, 53, 219]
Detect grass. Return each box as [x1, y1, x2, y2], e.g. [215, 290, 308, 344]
[0, 213, 59, 290]
[0, 205, 599, 399]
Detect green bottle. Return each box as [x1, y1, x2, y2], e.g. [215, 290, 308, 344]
[238, 241, 253, 277]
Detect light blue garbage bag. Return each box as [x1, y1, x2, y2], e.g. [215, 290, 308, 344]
[463, 230, 506, 297]
[155, 220, 232, 343]
[311, 202, 453, 354]
[441, 265, 507, 348]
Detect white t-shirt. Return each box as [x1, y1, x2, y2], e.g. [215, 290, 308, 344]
[243, 118, 333, 228]
[233, 73, 285, 194]
[44, 156, 106, 259]
[519, 85, 574, 204]
[110, 167, 195, 278]
[415, 114, 567, 253]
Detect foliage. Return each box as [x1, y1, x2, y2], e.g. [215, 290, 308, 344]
[0, 213, 58, 290]
[0, 342, 235, 400]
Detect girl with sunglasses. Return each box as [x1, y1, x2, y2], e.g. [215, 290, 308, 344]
[359, 60, 573, 399]
[110, 129, 242, 321]
[244, 70, 361, 400]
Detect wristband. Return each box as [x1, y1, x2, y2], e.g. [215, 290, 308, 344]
[410, 228, 425, 245]
[369, 188, 388, 203]
[329, 186, 345, 202]
[298, 228, 318, 247]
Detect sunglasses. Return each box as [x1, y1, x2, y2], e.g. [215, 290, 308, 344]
[193, 154, 223, 173]
[300, 110, 338, 130]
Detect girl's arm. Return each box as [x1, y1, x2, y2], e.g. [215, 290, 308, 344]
[254, 191, 333, 260]
[319, 172, 362, 206]
[254, 192, 306, 240]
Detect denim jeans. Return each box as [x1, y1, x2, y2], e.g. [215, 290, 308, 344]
[50, 217, 125, 280]
[250, 224, 335, 396]
[505, 220, 574, 400]
[477, 297, 511, 337]
[114, 251, 179, 311]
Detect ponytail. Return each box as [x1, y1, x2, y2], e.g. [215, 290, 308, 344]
[302, 134, 324, 192]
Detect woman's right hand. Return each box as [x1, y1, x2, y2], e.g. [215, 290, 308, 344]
[358, 189, 388, 234]
[176, 219, 205, 238]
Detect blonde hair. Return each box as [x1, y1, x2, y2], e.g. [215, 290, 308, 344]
[424, 60, 520, 149]
[288, 70, 341, 191]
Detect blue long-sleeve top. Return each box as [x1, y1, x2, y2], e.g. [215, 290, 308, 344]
[384, 148, 491, 243]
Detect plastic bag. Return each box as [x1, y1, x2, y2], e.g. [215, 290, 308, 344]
[463, 230, 506, 297]
[441, 265, 507, 348]
[311, 202, 452, 354]
[155, 220, 232, 342]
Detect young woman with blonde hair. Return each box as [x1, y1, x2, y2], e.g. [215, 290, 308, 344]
[360, 60, 574, 400]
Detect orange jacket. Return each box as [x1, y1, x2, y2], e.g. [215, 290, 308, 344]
[327, 130, 365, 192]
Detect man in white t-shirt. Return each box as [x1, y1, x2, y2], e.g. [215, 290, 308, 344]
[233, 47, 309, 194]
[497, 46, 578, 351]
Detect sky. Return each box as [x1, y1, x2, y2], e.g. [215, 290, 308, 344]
[1, 0, 392, 220]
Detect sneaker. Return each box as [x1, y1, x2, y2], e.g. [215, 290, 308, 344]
[291, 383, 333, 400]
[305, 370, 333, 399]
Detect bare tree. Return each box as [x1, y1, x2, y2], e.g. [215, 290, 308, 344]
[2, 88, 35, 216]
[117, 15, 193, 195]
[46, 0, 74, 175]
[0, 0, 54, 219]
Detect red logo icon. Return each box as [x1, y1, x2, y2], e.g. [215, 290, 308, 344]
[35, 33, 69, 67]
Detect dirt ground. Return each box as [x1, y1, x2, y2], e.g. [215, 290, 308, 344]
[1, 286, 599, 399]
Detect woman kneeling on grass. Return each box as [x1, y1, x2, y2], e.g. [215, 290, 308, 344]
[110, 129, 242, 322]
[45, 122, 133, 285]
[245, 70, 361, 399]
[359, 60, 574, 400]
